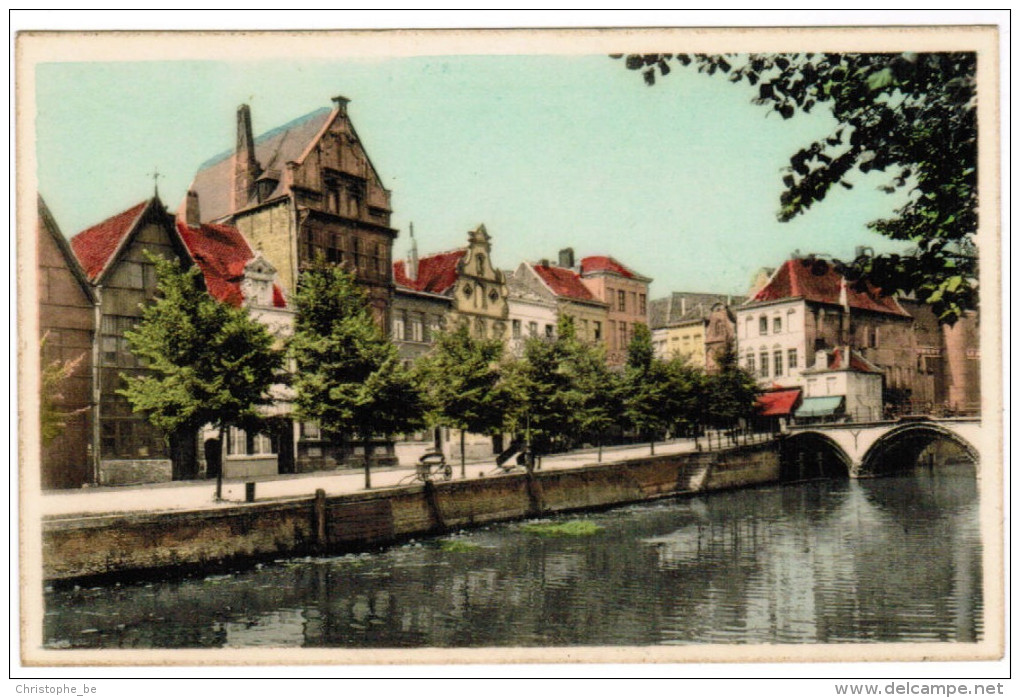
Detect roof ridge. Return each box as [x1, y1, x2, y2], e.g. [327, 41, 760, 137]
[197, 106, 333, 171]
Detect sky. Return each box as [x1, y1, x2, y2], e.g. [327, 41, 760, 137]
[34, 53, 914, 298]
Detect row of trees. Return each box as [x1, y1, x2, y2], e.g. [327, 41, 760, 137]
[120, 258, 760, 489]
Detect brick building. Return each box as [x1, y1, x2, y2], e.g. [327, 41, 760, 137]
[37, 196, 95, 489]
[578, 253, 651, 367]
[189, 97, 397, 327]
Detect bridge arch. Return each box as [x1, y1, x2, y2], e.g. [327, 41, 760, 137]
[778, 431, 853, 480]
[858, 421, 980, 477]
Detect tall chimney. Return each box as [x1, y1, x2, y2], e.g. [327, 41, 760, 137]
[234, 104, 260, 212]
[407, 222, 418, 282]
[184, 190, 201, 228]
[558, 247, 575, 269]
[332, 95, 350, 115]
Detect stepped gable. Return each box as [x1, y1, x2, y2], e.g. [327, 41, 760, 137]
[532, 263, 597, 302]
[176, 217, 286, 308]
[394, 249, 466, 295]
[190, 107, 333, 222]
[69, 200, 151, 281]
[753, 258, 909, 317]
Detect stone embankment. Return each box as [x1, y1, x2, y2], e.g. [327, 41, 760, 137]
[42, 443, 779, 582]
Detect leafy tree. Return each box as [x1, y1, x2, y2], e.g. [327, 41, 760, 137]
[415, 323, 510, 477]
[559, 322, 622, 462]
[504, 315, 606, 456]
[617, 52, 977, 323]
[622, 323, 682, 454]
[702, 342, 759, 443]
[120, 255, 283, 484]
[39, 332, 87, 445]
[290, 262, 423, 489]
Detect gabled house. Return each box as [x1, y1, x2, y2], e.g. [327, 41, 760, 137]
[578, 253, 651, 367]
[37, 195, 96, 488]
[796, 347, 884, 423]
[509, 259, 608, 346]
[649, 292, 743, 371]
[735, 257, 915, 405]
[70, 195, 195, 484]
[189, 97, 397, 328]
[393, 224, 509, 344]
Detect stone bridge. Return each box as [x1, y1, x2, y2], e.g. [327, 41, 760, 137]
[779, 417, 983, 478]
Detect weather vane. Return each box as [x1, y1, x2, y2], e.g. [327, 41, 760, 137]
[150, 167, 162, 198]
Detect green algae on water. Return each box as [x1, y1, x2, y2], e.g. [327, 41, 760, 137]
[439, 539, 481, 552]
[521, 520, 604, 537]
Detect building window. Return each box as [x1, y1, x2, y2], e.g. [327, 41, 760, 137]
[629, 292, 637, 313]
[301, 422, 321, 440]
[746, 353, 755, 374]
[787, 348, 798, 371]
[773, 316, 782, 333]
[352, 237, 362, 270]
[411, 316, 424, 343]
[227, 427, 275, 456]
[100, 315, 139, 367]
[826, 376, 837, 395]
[528, 321, 538, 337]
[868, 325, 878, 348]
[609, 320, 616, 348]
[512, 319, 521, 339]
[639, 294, 647, 315]
[100, 418, 164, 459]
[619, 322, 628, 349]
[759, 316, 768, 335]
[744, 316, 753, 339]
[618, 290, 626, 312]
[594, 321, 602, 341]
[759, 351, 769, 378]
[392, 314, 405, 341]
[373, 243, 385, 279]
[545, 324, 554, 338]
[773, 350, 783, 377]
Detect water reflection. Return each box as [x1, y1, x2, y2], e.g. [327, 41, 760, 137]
[44, 465, 982, 648]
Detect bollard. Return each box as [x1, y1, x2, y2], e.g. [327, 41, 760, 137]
[245, 482, 256, 502]
[314, 488, 327, 549]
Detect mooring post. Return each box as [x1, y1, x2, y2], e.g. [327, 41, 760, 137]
[314, 488, 327, 549]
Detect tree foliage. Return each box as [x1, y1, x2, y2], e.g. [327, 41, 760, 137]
[119, 255, 283, 455]
[415, 323, 511, 437]
[290, 262, 423, 478]
[622, 324, 697, 445]
[616, 52, 977, 323]
[39, 332, 87, 445]
[702, 342, 759, 427]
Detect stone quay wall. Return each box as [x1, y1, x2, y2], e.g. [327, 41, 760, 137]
[42, 443, 780, 582]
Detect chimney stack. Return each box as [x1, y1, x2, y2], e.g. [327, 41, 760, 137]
[184, 190, 201, 228]
[234, 104, 261, 212]
[558, 247, 575, 269]
[539, 258, 550, 268]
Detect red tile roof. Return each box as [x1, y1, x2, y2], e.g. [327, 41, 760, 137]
[753, 258, 909, 317]
[177, 218, 286, 308]
[532, 263, 598, 302]
[394, 249, 465, 295]
[580, 255, 636, 279]
[756, 388, 801, 416]
[70, 200, 150, 281]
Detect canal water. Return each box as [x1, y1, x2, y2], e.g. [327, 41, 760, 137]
[44, 464, 982, 648]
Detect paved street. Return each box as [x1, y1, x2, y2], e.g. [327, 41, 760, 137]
[38, 437, 744, 519]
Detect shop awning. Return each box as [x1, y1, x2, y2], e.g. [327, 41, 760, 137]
[794, 396, 845, 418]
[756, 388, 801, 417]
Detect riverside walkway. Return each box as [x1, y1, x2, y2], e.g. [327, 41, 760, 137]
[41, 437, 769, 519]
